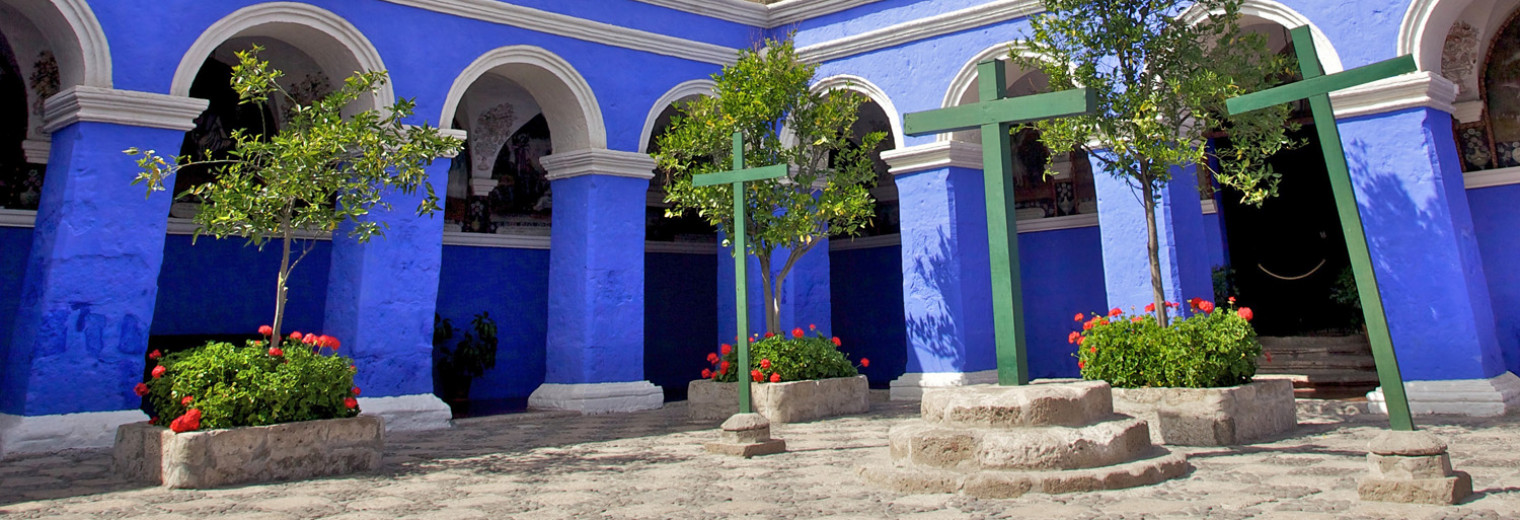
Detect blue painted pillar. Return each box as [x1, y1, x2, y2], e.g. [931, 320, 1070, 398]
[880, 142, 997, 399]
[529, 149, 663, 413]
[1338, 108, 1506, 383]
[1, 88, 206, 455]
[716, 238, 832, 344]
[1094, 155, 1214, 311]
[323, 157, 454, 429]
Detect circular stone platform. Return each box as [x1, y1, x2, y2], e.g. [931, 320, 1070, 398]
[858, 381, 1188, 498]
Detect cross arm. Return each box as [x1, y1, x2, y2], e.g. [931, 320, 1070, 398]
[903, 88, 1098, 137]
[692, 164, 789, 187]
[1226, 55, 1416, 116]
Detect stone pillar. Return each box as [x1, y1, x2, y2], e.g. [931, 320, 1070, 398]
[879, 142, 997, 400]
[1358, 430, 1472, 505]
[1335, 107, 1517, 416]
[1094, 157, 1214, 311]
[1, 87, 206, 456]
[716, 238, 832, 344]
[528, 149, 663, 413]
[324, 155, 457, 432]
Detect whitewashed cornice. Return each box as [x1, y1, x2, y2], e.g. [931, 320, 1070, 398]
[768, 0, 881, 27]
[881, 141, 983, 175]
[381, 0, 737, 65]
[42, 86, 208, 133]
[166, 218, 331, 240]
[646, 240, 718, 254]
[633, 0, 768, 26]
[541, 149, 657, 181]
[1452, 100, 1483, 124]
[1464, 166, 1520, 190]
[796, 0, 1042, 63]
[0, 209, 36, 228]
[436, 128, 468, 158]
[1328, 71, 1457, 120]
[1019, 213, 1099, 233]
[21, 139, 50, 165]
[1200, 199, 1218, 215]
[442, 232, 551, 249]
[830, 233, 899, 251]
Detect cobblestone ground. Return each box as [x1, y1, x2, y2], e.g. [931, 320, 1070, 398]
[1, 395, 1518, 519]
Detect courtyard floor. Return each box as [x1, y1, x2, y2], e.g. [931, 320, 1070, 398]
[0, 394, 1517, 520]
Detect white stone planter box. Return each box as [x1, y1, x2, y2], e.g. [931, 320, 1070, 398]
[688, 375, 870, 424]
[1111, 378, 1296, 446]
[113, 415, 384, 489]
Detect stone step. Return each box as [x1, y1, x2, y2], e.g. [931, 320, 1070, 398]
[1259, 355, 1378, 370]
[921, 381, 1112, 429]
[858, 448, 1189, 499]
[887, 416, 1153, 472]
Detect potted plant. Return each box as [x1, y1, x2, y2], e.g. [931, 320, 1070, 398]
[687, 325, 870, 424]
[432, 312, 499, 417]
[114, 46, 461, 488]
[1071, 298, 1296, 446]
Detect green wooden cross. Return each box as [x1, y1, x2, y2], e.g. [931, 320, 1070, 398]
[902, 60, 1097, 386]
[1227, 25, 1418, 431]
[694, 132, 788, 414]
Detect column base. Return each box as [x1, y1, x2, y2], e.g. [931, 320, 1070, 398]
[889, 370, 998, 401]
[0, 409, 148, 458]
[1367, 372, 1520, 417]
[357, 394, 453, 431]
[529, 381, 665, 414]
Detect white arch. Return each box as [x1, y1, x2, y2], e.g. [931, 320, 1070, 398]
[1179, 0, 1344, 73]
[811, 74, 906, 150]
[3, 0, 111, 88]
[937, 42, 1052, 142]
[440, 45, 605, 152]
[170, 2, 394, 109]
[638, 79, 715, 153]
[1400, 0, 1477, 73]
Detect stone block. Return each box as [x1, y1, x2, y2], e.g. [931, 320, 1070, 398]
[704, 438, 787, 458]
[1111, 378, 1296, 445]
[859, 451, 1189, 499]
[687, 376, 870, 424]
[888, 417, 1153, 472]
[1358, 472, 1473, 505]
[113, 415, 385, 489]
[920, 382, 1113, 428]
[1357, 430, 1472, 505]
[705, 412, 787, 458]
[1367, 452, 1453, 480]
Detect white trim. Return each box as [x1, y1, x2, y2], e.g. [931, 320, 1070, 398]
[0, 209, 36, 228]
[633, 0, 768, 26]
[170, 2, 395, 110]
[1400, 0, 1472, 75]
[442, 232, 552, 250]
[357, 394, 453, 431]
[1018, 213, 1100, 233]
[1328, 71, 1457, 119]
[1201, 199, 1218, 215]
[1453, 100, 1484, 124]
[881, 141, 983, 174]
[812, 74, 906, 150]
[541, 149, 656, 181]
[436, 128, 468, 158]
[440, 45, 607, 152]
[941, 43, 1044, 111]
[1463, 166, 1520, 190]
[830, 233, 899, 251]
[645, 241, 718, 254]
[1179, 0, 1344, 74]
[528, 381, 665, 414]
[888, 370, 999, 401]
[42, 86, 208, 133]
[55, 0, 112, 87]
[796, 0, 1042, 64]
[20, 139, 49, 164]
[1366, 371, 1520, 417]
[768, 0, 882, 28]
[382, 0, 737, 65]
[639, 79, 716, 153]
[0, 409, 148, 458]
[164, 218, 333, 240]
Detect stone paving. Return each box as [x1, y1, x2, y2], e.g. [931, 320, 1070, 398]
[1, 394, 1518, 519]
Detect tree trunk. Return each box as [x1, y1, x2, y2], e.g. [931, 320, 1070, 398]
[757, 252, 780, 336]
[271, 219, 293, 348]
[1141, 177, 1169, 327]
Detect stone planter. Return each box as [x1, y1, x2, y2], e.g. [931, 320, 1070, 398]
[1111, 378, 1296, 446]
[114, 415, 384, 489]
[688, 375, 870, 424]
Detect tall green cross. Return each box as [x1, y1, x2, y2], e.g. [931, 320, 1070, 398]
[1227, 26, 1418, 431]
[694, 132, 788, 413]
[902, 60, 1097, 385]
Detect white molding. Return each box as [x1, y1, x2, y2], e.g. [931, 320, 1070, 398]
[383, 0, 737, 65]
[171, 2, 395, 110]
[1328, 71, 1457, 119]
[1201, 199, 1218, 215]
[165, 217, 332, 240]
[357, 394, 453, 431]
[796, 0, 1042, 64]
[436, 128, 467, 158]
[1019, 213, 1100, 233]
[0, 209, 36, 228]
[1463, 165, 1520, 190]
[831, 233, 899, 251]
[0, 409, 147, 458]
[1453, 100, 1484, 124]
[20, 139, 49, 164]
[541, 149, 657, 181]
[812, 74, 905, 150]
[1366, 372, 1520, 417]
[528, 381, 665, 414]
[768, 0, 882, 28]
[440, 45, 607, 152]
[1399, 0, 1465, 74]
[42, 86, 208, 133]
[639, 79, 716, 153]
[633, 0, 769, 26]
[645, 240, 718, 254]
[56, 0, 113, 87]
[1179, 0, 1344, 73]
[889, 370, 999, 401]
[882, 141, 984, 174]
[442, 232, 552, 250]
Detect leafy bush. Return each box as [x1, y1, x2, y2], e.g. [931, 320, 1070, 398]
[134, 328, 359, 432]
[1073, 298, 1260, 388]
[700, 327, 864, 383]
[435, 312, 498, 380]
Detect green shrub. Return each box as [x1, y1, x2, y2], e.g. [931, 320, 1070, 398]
[1073, 298, 1260, 388]
[700, 327, 863, 383]
[134, 333, 359, 432]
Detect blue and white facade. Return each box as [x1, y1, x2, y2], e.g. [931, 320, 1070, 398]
[0, 0, 1516, 456]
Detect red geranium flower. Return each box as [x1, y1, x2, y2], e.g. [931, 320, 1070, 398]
[345, 397, 358, 409]
[169, 409, 202, 433]
[1082, 320, 1095, 331]
[860, 358, 870, 368]
[148, 416, 159, 425]
[1068, 331, 1081, 344]
[1144, 303, 1155, 313]
[268, 347, 284, 357]
[1074, 313, 1084, 322]
[831, 337, 842, 347]
[151, 366, 166, 378]
[720, 343, 733, 356]
[720, 360, 731, 373]
[352, 387, 361, 396]
[809, 324, 816, 331]
[1188, 297, 1202, 309]
[1077, 360, 1086, 370]
[1228, 296, 1237, 304]
[1108, 308, 1122, 317]
[1131, 316, 1144, 323]
[258, 325, 273, 336]
[1090, 346, 1097, 354]
[770, 373, 781, 383]
[134, 382, 150, 397]
[289, 331, 302, 340]
[751, 370, 764, 382]
[148, 350, 162, 360]
[1166, 301, 1179, 309]
[181, 396, 193, 406]
[707, 352, 720, 364]
[763, 332, 775, 338]
[760, 359, 771, 369]
[302, 333, 317, 345]
[1198, 301, 1215, 313]
[1238, 307, 1254, 321]
[702, 368, 713, 379]
[1077, 335, 1085, 346]
[792, 328, 804, 338]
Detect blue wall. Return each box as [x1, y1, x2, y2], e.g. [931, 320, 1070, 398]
[1467, 183, 1520, 376]
[1019, 226, 1109, 379]
[0, 226, 31, 356]
[434, 244, 549, 413]
[645, 252, 718, 400]
[831, 244, 906, 388]
[151, 235, 330, 337]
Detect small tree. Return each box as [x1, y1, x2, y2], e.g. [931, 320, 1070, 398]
[656, 39, 883, 334]
[128, 47, 462, 348]
[1018, 0, 1297, 325]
